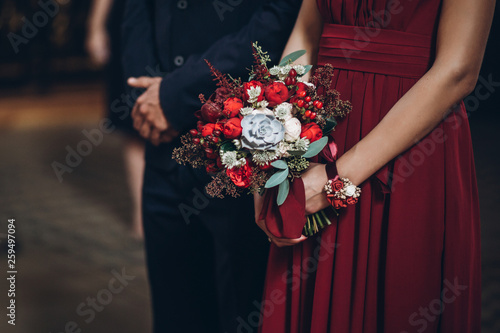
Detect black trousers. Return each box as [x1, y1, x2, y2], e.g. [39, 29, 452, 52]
[142, 163, 269, 333]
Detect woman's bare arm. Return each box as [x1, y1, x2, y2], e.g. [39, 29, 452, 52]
[335, 0, 495, 186]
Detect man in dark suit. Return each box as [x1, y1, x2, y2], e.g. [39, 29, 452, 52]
[121, 1, 301, 332]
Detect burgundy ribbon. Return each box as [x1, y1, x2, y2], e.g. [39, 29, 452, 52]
[259, 137, 338, 238]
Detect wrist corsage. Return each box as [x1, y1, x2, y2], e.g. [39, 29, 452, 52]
[324, 176, 361, 209]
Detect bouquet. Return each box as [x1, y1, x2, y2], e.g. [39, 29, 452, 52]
[174, 43, 351, 236]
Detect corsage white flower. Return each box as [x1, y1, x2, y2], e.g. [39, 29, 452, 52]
[274, 102, 293, 121]
[284, 117, 302, 141]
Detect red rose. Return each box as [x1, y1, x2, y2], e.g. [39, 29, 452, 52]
[327, 195, 347, 209]
[300, 123, 323, 143]
[215, 120, 226, 132]
[226, 163, 252, 188]
[264, 82, 288, 107]
[223, 97, 243, 118]
[243, 81, 264, 103]
[346, 197, 358, 205]
[201, 123, 215, 137]
[200, 100, 223, 123]
[331, 179, 344, 192]
[223, 118, 242, 139]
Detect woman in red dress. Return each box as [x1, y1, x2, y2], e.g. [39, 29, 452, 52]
[254, 0, 495, 332]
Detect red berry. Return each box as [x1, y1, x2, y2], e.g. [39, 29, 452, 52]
[305, 96, 311, 103]
[189, 129, 198, 137]
[310, 112, 317, 120]
[297, 100, 305, 108]
[212, 137, 219, 143]
[213, 130, 221, 137]
[193, 138, 200, 144]
[289, 68, 297, 78]
[304, 110, 312, 118]
[284, 76, 293, 86]
[290, 77, 297, 85]
[313, 100, 319, 107]
[297, 91, 306, 98]
[202, 140, 210, 148]
[316, 101, 324, 109]
[205, 148, 213, 154]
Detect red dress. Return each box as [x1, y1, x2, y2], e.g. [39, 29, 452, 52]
[259, 0, 481, 332]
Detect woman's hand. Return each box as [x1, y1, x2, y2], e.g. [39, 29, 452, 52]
[254, 192, 308, 247]
[302, 162, 330, 215]
[253, 162, 331, 247]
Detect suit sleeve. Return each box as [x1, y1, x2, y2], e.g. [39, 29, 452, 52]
[159, 0, 303, 133]
[121, 0, 158, 82]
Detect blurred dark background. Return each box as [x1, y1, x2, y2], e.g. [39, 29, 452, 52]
[0, 1, 498, 332]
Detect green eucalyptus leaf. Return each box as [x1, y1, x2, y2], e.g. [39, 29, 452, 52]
[279, 50, 306, 66]
[219, 141, 237, 154]
[277, 179, 290, 206]
[323, 117, 337, 136]
[288, 150, 307, 156]
[271, 160, 288, 170]
[302, 136, 329, 158]
[265, 169, 289, 188]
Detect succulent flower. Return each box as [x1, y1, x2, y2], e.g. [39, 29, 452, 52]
[241, 113, 284, 150]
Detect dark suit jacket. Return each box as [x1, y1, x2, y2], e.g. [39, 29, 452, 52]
[122, 0, 302, 170]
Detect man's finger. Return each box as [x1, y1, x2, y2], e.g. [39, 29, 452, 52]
[131, 103, 140, 119]
[150, 128, 162, 146]
[133, 115, 145, 131]
[139, 123, 152, 139]
[127, 76, 156, 89]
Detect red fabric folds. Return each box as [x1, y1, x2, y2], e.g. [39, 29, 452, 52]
[259, 178, 306, 239]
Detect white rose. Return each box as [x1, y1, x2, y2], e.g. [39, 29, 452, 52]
[284, 118, 302, 141]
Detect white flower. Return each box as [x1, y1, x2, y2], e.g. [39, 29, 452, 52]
[284, 118, 302, 141]
[293, 137, 310, 151]
[251, 107, 274, 116]
[232, 139, 242, 149]
[247, 86, 262, 104]
[275, 142, 290, 158]
[252, 151, 277, 165]
[220, 151, 246, 169]
[240, 107, 254, 116]
[256, 100, 269, 109]
[280, 65, 291, 75]
[269, 66, 280, 76]
[294, 65, 306, 75]
[274, 102, 293, 121]
[345, 184, 357, 197]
